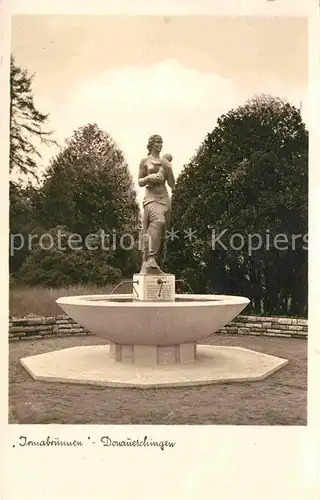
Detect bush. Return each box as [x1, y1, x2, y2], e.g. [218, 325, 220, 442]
[18, 227, 122, 287]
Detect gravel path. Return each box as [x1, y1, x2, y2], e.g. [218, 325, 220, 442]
[9, 334, 307, 425]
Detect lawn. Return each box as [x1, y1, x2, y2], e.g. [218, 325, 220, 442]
[9, 283, 132, 317]
[9, 333, 307, 425]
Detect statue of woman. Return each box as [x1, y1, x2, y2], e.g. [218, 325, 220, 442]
[138, 134, 175, 274]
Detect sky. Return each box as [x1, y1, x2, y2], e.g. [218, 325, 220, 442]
[11, 15, 308, 203]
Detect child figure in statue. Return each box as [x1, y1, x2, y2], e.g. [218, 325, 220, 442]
[145, 153, 173, 184]
[161, 153, 173, 176]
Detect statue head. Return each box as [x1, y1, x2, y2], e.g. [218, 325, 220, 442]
[147, 134, 163, 154]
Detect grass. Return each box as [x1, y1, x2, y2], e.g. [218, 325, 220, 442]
[10, 284, 308, 319]
[9, 333, 307, 425]
[9, 283, 132, 317]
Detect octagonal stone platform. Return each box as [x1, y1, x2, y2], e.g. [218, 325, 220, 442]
[20, 344, 288, 389]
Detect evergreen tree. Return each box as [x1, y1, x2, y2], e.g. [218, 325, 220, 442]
[10, 56, 56, 178]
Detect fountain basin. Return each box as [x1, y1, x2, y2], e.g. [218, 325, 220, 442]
[56, 293, 250, 348]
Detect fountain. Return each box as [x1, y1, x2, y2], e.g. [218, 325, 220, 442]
[20, 135, 288, 387]
[55, 290, 250, 365]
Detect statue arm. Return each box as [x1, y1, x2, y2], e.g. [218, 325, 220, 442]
[138, 160, 149, 187]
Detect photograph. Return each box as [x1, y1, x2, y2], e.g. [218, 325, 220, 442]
[8, 14, 308, 426]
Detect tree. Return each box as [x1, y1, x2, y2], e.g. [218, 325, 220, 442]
[9, 182, 39, 275]
[33, 123, 141, 278]
[9, 57, 57, 276]
[10, 55, 56, 178]
[168, 95, 308, 316]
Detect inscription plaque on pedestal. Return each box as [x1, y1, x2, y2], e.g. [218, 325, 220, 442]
[133, 274, 175, 302]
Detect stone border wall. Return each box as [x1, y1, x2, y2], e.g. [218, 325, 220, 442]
[9, 314, 307, 341]
[219, 315, 307, 339]
[9, 315, 90, 341]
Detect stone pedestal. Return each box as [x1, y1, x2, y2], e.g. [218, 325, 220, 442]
[109, 342, 196, 365]
[133, 273, 175, 302]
